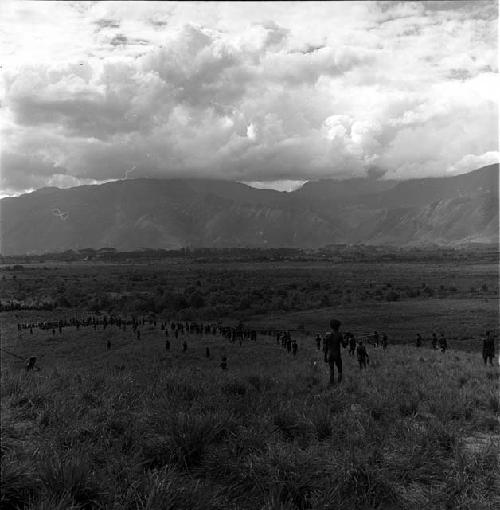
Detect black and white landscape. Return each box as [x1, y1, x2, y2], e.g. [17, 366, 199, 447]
[1, 163, 498, 254]
[1, 2, 498, 509]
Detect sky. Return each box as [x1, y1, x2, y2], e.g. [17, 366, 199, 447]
[0, 1, 498, 196]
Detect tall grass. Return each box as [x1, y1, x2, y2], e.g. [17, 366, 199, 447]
[1, 335, 498, 509]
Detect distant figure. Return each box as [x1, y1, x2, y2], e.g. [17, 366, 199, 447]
[322, 335, 328, 362]
[25, 356, 38, 371]
[439, 333, 447, 353]
[357, 341, 369, 369]
[165, 339, 170, 351]
[137, 330, 141, 341]
[416, 334, 422, 348]
[220, 356, 227, 370]
[325, 319, 347, 385]
[30, 327, 33, 335]
[164, 329, 169, 337]
[382, 333, 388, 350]
[106, 340, 111, 351]
[431, 333, 438, 350]
[373, 331, 380, 347]
[482, 331, 495, 366]
[348, 334, 356, 356]
[206, 347, 210, 358]
[182, 340, 187, 352]
[315, 334, 322, 351]
[292, 340, 298, 356]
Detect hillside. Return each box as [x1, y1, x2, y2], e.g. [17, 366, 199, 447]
[1, 315, 499, 509]
[0, 164, 498, 254]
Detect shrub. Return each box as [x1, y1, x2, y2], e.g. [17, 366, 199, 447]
[37, 450, 103, 507]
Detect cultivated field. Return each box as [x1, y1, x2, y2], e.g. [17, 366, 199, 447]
[1, 258, 499, 509]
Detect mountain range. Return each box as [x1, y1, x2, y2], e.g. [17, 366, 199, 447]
[1, 164, 498, 255]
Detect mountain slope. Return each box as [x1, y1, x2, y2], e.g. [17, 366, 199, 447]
[0, 165, 498, 254]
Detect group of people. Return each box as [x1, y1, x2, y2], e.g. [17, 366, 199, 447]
[415, 332, 448, 352]
[15, 313, 497, 376]
[319, 319, 497, 386]
[276, 331, 298, 355]
[319, 320, 371, 385]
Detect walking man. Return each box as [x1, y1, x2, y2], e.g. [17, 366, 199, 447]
[324, 319, 347, 385]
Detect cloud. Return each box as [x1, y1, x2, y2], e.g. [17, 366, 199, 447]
[0, 0, 497, 195]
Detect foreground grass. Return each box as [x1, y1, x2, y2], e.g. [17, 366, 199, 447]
[1, 331, 499, 509]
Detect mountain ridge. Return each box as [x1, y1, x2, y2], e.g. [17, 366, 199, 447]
[1, 164, 498, 255]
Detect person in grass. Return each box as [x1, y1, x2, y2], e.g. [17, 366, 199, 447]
[324, 319, 347, 385]
[431, 332, 438, 350]
[382, 333, 388, 350]
[439, 333, 447, 352]
[348, 333, 356, 356]
[315, 334, 322, 351]
[220, 355, 228, 370]
[357, 340, 369, 369]
[482, 331, 495, 366]
[416, 333, 422, 348]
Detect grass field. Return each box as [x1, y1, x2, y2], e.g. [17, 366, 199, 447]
[1, 259, 499, 509]
[2, 320, 499, 509]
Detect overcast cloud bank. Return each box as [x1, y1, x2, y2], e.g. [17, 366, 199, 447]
[0, 1, 498, 196]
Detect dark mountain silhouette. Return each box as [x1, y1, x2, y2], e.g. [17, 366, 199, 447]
[1, 164, 497, 254]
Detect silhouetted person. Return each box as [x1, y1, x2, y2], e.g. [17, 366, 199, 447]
[382, 333, 388, 350]
[348, 334, 356, 356]
[106, 340, 111, 351]
[183, 340, 187, 352]
[137, 330, 141, 341]
[482, 331, 495, 366]
[373, 331, 380, 347]
[292, 340, 298, 356]
[439, 333, 447, 352]
[325, 319, 347, 385]
[357, 341, 369, 369]
[315, 334, 321, 351]
[431, 333, 438, 350]
[220, 355, 227, 370]
[165, 338, 170, 351]
[26, 356, 39, 371]
[416, 334, 422, 348]
[206, 347, 210, 358]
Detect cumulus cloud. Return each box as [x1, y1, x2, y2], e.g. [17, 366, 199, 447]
[0, 0, 497, 195]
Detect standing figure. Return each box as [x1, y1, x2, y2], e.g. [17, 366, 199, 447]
[206, 346, 210, 358]
[25, 356, 38, 371]
[165, 338, 171, 351]
[182, 340, 187, 352]
[292, 340, 298, 356]
[348, 333, 356, 356]
[357, 341, 369, 369]
[382, 333, 388, 350]
[373, 331, 380, 347]
[416, 334, 422, 348]
[220, 356, 227, 370]
[106, 340, 111, 351]
[324, 319, 347, 385]
[431, 333, 438, 350]
[482, 331, 495, 366]
[315, 334, 322, 351]
[439, 333, 447, 352]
